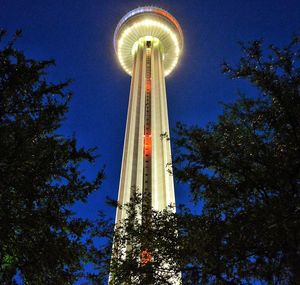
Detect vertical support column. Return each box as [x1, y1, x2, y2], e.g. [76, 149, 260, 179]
[116, 42, 146, 224]
[115, 37, 176, 228]
[151, 40, 176, 211]
[157, 47, 176, 210]
[111, 37, 180, 284]
[151, 42, 163, 210]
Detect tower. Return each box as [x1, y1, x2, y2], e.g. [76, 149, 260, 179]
[112, 6, 183, 282]
[114, 5, 183, 221]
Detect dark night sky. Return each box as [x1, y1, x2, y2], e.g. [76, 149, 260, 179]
[1, 0, 300, 222]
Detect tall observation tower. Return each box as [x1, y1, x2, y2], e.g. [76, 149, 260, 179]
[114, 5, 183, 221]
[112, 7, 183, 282]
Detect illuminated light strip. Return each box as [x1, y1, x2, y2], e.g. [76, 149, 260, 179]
[116, 19, 181, 76]
[153, 8, 184, 41]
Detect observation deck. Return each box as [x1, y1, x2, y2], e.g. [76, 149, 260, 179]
[113, 6, 184, 76]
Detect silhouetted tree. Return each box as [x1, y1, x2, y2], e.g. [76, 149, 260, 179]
[174, 36, 300, 284]
[0, 30, 111, 284]
[109, 192, 181, 285]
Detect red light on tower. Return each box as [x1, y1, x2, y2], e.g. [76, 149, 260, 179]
[140, 248, 153, 266]
[146, 79, 151, 92]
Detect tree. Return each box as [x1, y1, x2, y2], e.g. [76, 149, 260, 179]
[110, 36, 300, 285]
[109, 193, 181, 285]
[174, 36, 300, 284]
[0, 30, 111, 284]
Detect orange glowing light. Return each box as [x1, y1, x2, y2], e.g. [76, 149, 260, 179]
[146, 80, 151, 92]
[140, 248, 153, 266]
[144, 134, 152, 156]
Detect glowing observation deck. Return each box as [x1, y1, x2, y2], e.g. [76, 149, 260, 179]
[114, 6, 184, 76]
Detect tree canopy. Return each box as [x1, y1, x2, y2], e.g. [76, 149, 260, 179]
[175, 36, 300, 284]
[0, 30, 111, 284]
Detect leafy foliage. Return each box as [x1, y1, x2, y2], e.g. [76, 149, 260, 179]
[0, 30, 112, 284]
[174, 36, 300, 284]
[109, 193, 181, 285]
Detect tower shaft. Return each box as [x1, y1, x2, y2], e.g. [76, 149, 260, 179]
[116, 38, 175, 224]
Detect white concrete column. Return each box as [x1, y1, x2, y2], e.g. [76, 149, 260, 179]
[116, 37, 176, 221]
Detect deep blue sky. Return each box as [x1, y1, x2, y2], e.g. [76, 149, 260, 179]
[1, 0, 300, 221]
